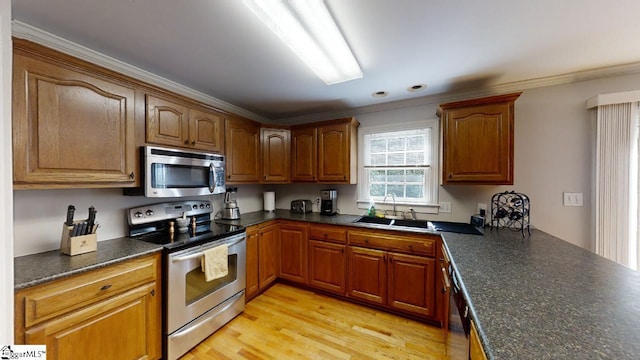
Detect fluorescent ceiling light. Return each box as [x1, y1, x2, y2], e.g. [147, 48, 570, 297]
[244, 0, 363, 85]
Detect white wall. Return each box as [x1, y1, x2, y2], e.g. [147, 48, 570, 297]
[1, 0, 13, 343]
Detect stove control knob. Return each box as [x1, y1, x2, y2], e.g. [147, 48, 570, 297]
[145, 210, 154, 216]
[206, 203, 211, 209]
[200, 204, 205, 209]
[134, 211, 143, 219]
[193, 204, 198, 209]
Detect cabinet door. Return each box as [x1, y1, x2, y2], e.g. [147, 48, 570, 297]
[24, 283, 160, 360]
[262, 128, 291, 183]
[347, 247, 387, 306]
[317, 122, 350, 183]
[12, 50, 136, 187]
[440, 93, 520, 185]
[470, 320, 488, 360]
[258, 224, 279, 290]
[146, 94, 189, 148]
[189, 108, 224, 153]
[308, 240, 346, 295]
[291, 127, 317, 182]
[388, 252, 435, 317]
[245, 227, 260, 300]
[225, 117, 261, 183]
[278, 223, 307, 284]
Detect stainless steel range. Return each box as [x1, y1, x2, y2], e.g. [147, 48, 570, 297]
[127, 200, 246, 360]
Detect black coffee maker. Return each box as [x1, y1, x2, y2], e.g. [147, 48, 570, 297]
[320, 189, 337, 215]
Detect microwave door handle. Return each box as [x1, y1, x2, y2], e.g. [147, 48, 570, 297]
[209, 163, 215, 193]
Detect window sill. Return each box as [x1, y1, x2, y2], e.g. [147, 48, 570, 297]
[355, 200, 440, 215]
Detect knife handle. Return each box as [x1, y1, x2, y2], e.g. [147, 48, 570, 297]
[65, 205, 75, 226]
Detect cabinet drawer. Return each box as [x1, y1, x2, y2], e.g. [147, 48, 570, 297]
[308, 225, 347, 244]
[21, 255, 158, 328]
[348, 231, 436, 257]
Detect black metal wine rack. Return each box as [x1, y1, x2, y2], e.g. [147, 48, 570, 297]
[490, 191, 530, 236]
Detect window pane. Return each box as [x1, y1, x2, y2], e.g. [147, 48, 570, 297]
[387, 185, 404, 197]
[406, 169, 424, 182]
[406, 185, 424, 198]
[370, 184, 386, 197]
[387, 169, 404, 183]
[388, 153, 404, 165]
[369, 169, 386, 182]
[371, 139, 386, 153]
[388, 137, 405, 152]
[406, 152, 424, 165]
[371, 154, 386, 166]
[406, 136, 424, 151]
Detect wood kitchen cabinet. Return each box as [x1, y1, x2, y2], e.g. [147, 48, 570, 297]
[291, 126, 318, 182]
[278, 221, 308, 284]
[12, 39, 137, 189]
[261, 128, 291, 183]
[348, 229, 438, 318]
[225, 117, 261, 183]
[289, 117, 358, 184]
[307, 224, 347, 295]
[245, 226, 260, 300]
[258, 222, 279, 290]
[14, 253, 161, 360]
[438, 92, 521, 185]
[146, 93, 224, 153]
[317, 118, 359, 184]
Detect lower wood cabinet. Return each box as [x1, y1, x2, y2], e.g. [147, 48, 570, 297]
[246, 221, 279, 302]
[278, 221, 308, 284]
[308, 240, 347, 295]
[14, 253, 161, 360]
[245, 226, 260, 300]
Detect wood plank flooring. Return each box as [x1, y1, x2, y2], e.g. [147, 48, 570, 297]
[179, 283, 447, 360]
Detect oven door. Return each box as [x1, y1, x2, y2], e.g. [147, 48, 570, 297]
[167, 232, 246, 334]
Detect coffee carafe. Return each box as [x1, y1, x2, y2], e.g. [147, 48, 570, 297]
[320, 189, 337, 216]
[222, 187, 241, 220]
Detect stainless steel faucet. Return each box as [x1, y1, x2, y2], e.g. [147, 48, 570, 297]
[409, 208, 417, 220]
[382, 193, 397, 217]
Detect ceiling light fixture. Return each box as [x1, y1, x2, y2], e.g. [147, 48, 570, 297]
[372, 91, 388, 97]
[407, 84, 427, 92]
[243, 0, 363, 85]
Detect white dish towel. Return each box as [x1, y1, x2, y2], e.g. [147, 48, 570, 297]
[201, 244, 228, 282]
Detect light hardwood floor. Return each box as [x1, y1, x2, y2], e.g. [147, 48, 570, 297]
[179, 283, 447, 360]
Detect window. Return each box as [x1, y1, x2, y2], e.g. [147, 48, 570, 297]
[358, 120, 439, 209]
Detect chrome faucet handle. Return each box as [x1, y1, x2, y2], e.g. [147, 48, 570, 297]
[409, 208, 417, 220]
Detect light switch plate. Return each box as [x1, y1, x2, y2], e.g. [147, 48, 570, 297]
[563, 192, 583, 207]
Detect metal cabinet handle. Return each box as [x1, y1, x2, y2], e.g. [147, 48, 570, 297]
[191, 140, 196, 146]
[100, 284, 112, 291]
[184, 139, 190, 145]
[129, 172, 135, 179]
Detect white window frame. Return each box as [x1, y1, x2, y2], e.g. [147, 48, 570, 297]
[357, 119, 440, 214]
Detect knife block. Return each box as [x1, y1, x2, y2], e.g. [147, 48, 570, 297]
[60, 222, 97, 256]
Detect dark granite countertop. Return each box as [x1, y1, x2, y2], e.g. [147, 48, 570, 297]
[443, 229, 640, 360]
[14, 237, 163, 290]
[15, 209, 640, 359]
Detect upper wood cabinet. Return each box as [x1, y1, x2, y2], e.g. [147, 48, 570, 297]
[225, 117, 261, 183]
[146, 94, 224, 153]
[261, 128, 291, 183]
[291, 127, 318, 182]
[12, 39, 137, 189]
[291, 117, 359, 184]
[438, 92, 521, 185]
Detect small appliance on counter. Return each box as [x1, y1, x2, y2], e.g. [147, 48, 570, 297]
[291, 200, 312, 214]
[222, 187, 241, 220]
[320, 189, 337, 215]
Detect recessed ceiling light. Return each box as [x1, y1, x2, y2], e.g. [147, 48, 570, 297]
[372, 91, 388, 98]
[407, 84, 427, 92]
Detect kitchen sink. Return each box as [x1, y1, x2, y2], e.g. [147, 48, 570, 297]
[353, 216, 428, 229]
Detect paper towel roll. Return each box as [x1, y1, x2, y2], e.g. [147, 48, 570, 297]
[263, 192, 275, 212]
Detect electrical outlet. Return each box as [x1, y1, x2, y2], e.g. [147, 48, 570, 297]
[439, 202, 452, 213]
[477, 203, 487, 216]
[563, 192, 583, 207]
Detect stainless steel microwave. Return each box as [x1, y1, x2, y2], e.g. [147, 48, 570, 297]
[126, 146, 225, 197]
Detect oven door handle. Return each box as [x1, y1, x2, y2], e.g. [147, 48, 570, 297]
[171, 237, 245, 263]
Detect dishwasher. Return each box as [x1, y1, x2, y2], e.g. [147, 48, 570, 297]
[442, 247, 470, 359]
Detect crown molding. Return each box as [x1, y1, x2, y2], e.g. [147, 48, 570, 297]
[11, 20, 270, 123]
[273, 61, 640, 124]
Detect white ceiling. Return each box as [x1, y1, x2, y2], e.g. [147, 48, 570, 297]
[11, 0, 640, 122]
